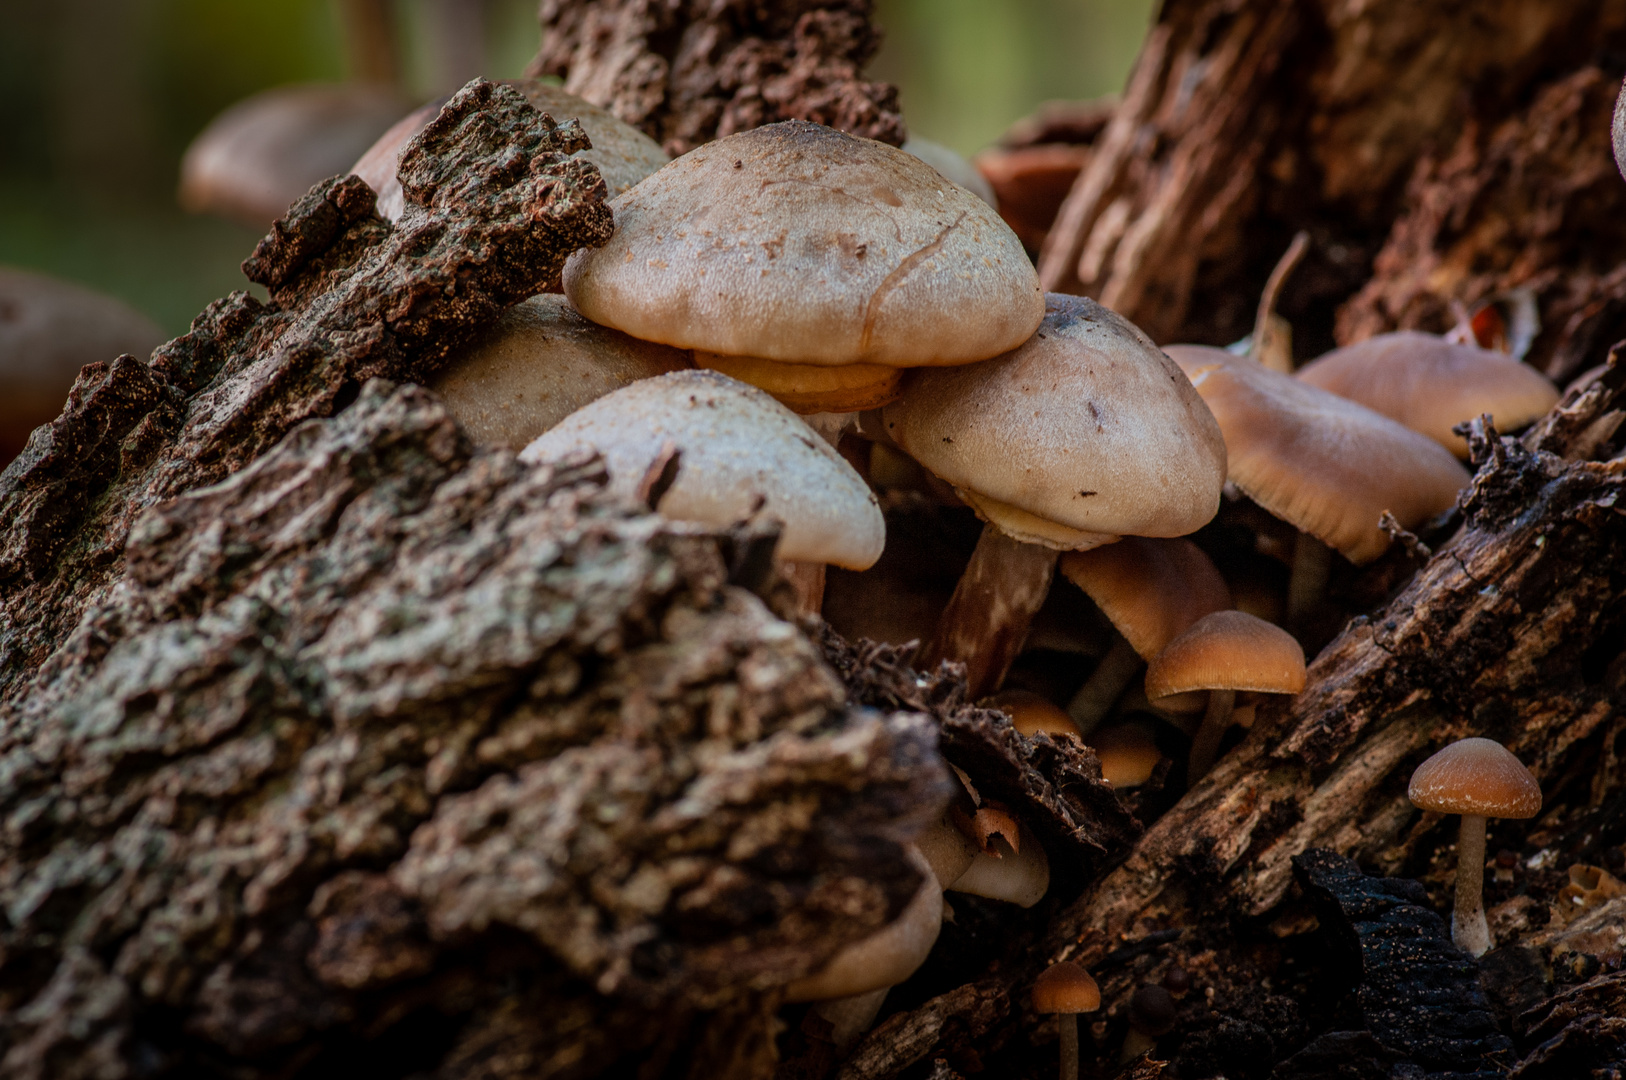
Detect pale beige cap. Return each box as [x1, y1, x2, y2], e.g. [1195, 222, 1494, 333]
[884, 295, 1227, 549]
[430, 295, 690, 449]
[1408, 737, 1542, 818]
[1144, 610, 1306, 700]
[351, 80, 668, 221]
[1060, 537, 1232, 660]
[563, 120, 1043, 368]
[1032, 961, 1101, 1014]
[785, 847, 943, 1001]
[1297, 331, 1559, 459]
[1166, 345, 1470, 564]
[519, 370, 884, 568]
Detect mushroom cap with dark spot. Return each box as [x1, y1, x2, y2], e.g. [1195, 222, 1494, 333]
[1032, 961, 1101, 1014]
[1144, 610, 1305, 699]
[563, 120, 1043, 368]
[1408, 737, 1542, 818]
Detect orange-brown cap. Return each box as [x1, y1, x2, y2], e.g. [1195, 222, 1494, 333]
[1408, 738, 1542, 818]
[1092, 722, 1163, 788]
[1032, 961, 1101, 1014]
[1144, 610, 1306, 700]
[1165, 345, 1470, 564]
[991, 690, 1079, 740]
[1297, 331, 1559, 460]
[1060, 537, 1231, 660]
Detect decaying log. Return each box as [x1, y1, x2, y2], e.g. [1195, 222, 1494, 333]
[528, 0, 904, 157]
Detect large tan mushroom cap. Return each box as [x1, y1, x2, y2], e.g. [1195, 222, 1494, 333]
[1144, 610, 1306, 699]
[785, 848, 943, 1001]
[519, 370, 884, 568]
[1297, 332, 1559, 459]
[1032, 961, 1101, 1014]
[429, 295, 690, 450]
[1408, 737, 1542, 818]
[563, 120, 1043, 368]
[1060, 537, 1232, 660]
[1166, 345, 1470, 564]
[352, 81, 668, 221]
[884, 295, 1227, 547]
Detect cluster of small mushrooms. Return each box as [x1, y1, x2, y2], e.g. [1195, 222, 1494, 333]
[341, 80, 1563, 1061]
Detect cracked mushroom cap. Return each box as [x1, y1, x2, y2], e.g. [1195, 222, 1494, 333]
[1408, 738, 1542, 819]
[1144, 610, 1306, 700]
[1059, 536, 1232, 660]
[1297, 331, 1559, 460]
[1032, 961, 1101, 1014]
[519, 370, 883, 568]
[563, 120, 1043, 368]
[785, 847, 943, 1001]
[351, 80, 668, 221]
[883, 295, 1227, 550]
[1165, 345, 1470, 564]
[429, 295, 691, 449]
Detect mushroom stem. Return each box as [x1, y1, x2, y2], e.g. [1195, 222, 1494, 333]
[1066, 634, 1141, 734]
[920, 524, 1057, 699]
[781, 560, 827, 617]
[813, 988, 890, 1049]
[1453, 813, 1492, 957]
[1187, 688, 1236, 780]
[1287, 533, 1330, 632]
[1057, 1013, 1080, 1080]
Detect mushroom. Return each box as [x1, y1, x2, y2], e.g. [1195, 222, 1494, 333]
[562, 120, 1043, 429]
[1297, 331, 1559, 459]
[886, 296, 1227, 698]
[1407, 737, 1542, 956]
[1165, 345, 1470, 629]
[991, 689, 1080, 740]
[1092, 722, 1163, 788]
[428, 295, 690, 449]
[1059, 536, 1232, 732]
[947, 816, 1050, 907]
[520, 370, 884, 612]
[1121, 984, 1177, 1062]
[350, 79, 669, 222]
[180, 83, 412, 227]
[1144, 610, 1305, 779]
[1032, 961, 1100, 1080]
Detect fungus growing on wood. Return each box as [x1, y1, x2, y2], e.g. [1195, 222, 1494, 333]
[992, 689, 1081, 740]
[1408, 738, 1542, 956]
[1032, 960, 1101, 1080]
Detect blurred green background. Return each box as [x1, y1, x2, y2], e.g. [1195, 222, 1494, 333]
[0, 0, 1153, 337]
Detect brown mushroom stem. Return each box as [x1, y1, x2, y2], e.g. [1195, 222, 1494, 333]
[1187, 688, 1235, 780]
[1453, 813, 1492, 957]
[1287, 533, 1331, 632]
[920, 524, 1057, 699]
[781, 561, 827, 617]
[1066, 634, 1142, 734]
[1057, 1013, 1080, 1080]
[813, 988, 890, 1049]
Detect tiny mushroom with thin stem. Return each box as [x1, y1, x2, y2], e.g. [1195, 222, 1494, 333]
[1121, 984, 1178, 1062]
[1144, 610, 1306, 780]
[1032, 960, 1100, 1080]
[886, 295, 1227, 698]
[521, 370, 883, 613]
[1407, 737, 1542, 957]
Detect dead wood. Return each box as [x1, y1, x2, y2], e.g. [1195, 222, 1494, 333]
[528, 0, 904, 157]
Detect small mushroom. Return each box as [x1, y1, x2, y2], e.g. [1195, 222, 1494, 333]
[1408, 738, 1541, 956]
[1121, 984, 1177, 1062]
[1144, 610, 1305, 779]
[991, 689, 1080, 740]
[948, 816, 1050, 907]
[1092, 722, 1163, 788]
[1032, 961, 1100, 1080]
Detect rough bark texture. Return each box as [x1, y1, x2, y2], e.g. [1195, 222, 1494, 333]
[1038, 0, 1626, 366]
[528, 0, 905, 157]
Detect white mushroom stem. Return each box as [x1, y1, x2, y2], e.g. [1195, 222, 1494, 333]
[1058, 1013, 1080, 1080]
[1453, 813, 1493, 957]
[1287, 533, 1331, 631]
[1187, 688, 1235, 780]
[1066, 635, 1141, 734]
[921, 525, 1057, 699]
[812, 988, 890, 1049]
[781, 561, 827, 617]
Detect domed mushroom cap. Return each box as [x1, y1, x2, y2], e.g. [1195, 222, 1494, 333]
[1297, 331, 1559, 459]
[1032, 961, 1100, 1014]
[352, 80, 668, 221]
[519, 370, 883, 568]
[1144, 610, 1306, 699]
[1166, 345, 1470, 564]
[1408, 737, 1542, 818]
[785, 848, 943, 1001]
[1060, 536, 1232, 660]
[429, 295, 690, 450]
[884, 295, 1226, 547]
[563, 120, 1043, 368]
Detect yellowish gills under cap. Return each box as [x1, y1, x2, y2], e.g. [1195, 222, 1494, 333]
[883, 295, 1227, 548]
[1409, 737, 1542, 818]
[430, 294, 691, 450]
[519, 370, 884, 569]
[563, 120, 1043, 368]
[1297, 331, 1559, 459]
[1166, 345, 1470, 564]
